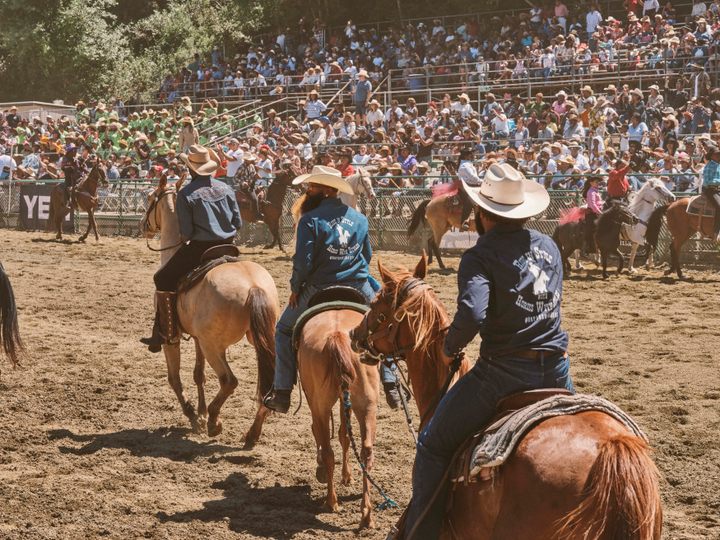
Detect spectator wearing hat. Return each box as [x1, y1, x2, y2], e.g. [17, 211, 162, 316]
[216, 138, 243, 186]
[256, 147, 273, 188]
[353, 69, 372, 123]
[304, 90, 327, 120]
[179, 117, 199, 154]
[366, 100, 384, 128]
[689, 61, 710, 99]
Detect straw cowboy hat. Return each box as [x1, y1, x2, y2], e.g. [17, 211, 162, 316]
[179, 144, 220, 175]
[292, 165, 354, 194]
[460, 163, 549, 220]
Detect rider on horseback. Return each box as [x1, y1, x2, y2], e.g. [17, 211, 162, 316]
[582, 170, 604, 253]
[262, 165, 405, 413]
[60, 144, 86, 207]
[701, 144, 720, 241]
[235, 153, 261, 220]
[395, 163, 575, 539]
[140, 145, 242, 352]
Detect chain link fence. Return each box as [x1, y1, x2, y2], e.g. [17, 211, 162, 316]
[1, 181, 717, 265]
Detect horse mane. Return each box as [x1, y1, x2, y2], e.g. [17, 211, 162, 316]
[384, 270, 450, 353]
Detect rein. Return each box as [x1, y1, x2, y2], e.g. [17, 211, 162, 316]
[143, 188, 184, 252]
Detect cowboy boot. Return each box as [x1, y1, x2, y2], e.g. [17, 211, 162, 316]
[262, 387, 292, 413]
[140, 291, 179, 353]
[383, 381, 412, 410]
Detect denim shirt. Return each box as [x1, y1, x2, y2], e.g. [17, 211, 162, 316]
[702, 159, 720, 188]
[290, 197, 372, 294]
[444, 224, 569, 358]
[177, 176, 242, 241]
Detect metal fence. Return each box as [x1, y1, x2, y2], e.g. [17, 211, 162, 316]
[1, 181, 717, 265]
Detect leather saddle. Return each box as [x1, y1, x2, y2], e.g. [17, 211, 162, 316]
[292, 286, 369, 352]
[686, 194, 716, 218]
[450, 388, 573, 483]
[177, 245, 241, 294]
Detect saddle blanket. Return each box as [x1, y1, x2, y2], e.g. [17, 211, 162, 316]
[455, 393, 647, 483]
[687, 195, 715, 218]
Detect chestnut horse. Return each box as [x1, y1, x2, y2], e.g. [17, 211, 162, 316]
[351, 255, 662, 539]
[297, 308, 380, 529]
[407, 195, 476, 270]
[646, 197, 716, 279]
[142, 175, 279, 444]
[48, 164, 107, 241]
[0, 262, 23, 367]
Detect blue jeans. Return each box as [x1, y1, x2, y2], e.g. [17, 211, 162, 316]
[404, 353, 575, 539]
[273, 279, 377, 390]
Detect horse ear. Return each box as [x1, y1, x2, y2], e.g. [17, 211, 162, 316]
[174, 176, 184, 193]
[157, 173, 167, 190]
[414, 252, 428, 279]
[377, 259, 394, 286]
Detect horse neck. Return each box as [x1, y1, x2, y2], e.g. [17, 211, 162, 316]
[159, 194, 181, 266]
[404, 339, 452, 427]
[628, 186, 655, 220]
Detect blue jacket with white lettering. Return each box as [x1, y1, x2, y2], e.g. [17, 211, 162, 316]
[290, 197, 371, 294]
[444, 224, 569, 358]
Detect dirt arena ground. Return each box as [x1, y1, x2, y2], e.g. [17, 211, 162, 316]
[0, 229, 718, 539]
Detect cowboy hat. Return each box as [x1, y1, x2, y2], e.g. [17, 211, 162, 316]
[292, 165, 353, 194]
[358, 69, 369, 78]
[457, 93, 470, 101]
[179, 144, 220, 175]
[460, 163, 549, 219]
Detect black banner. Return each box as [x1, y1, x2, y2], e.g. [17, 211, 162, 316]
[18, 183, 73, 232]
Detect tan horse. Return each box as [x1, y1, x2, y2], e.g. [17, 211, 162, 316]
[351, 255, 662, 539]
[142, 175, 279, 444]
[408, 193, 476, 270]
[48, 164, 107, 241]
[0, 262, 23, 367]
[297, 309, 380, 529]
[646, 197, 716, 279]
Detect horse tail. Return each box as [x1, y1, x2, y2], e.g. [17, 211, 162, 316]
[247, 287, 277, 403]
[645, 204, 669, 251]
[408, 199, 431, 237]
[552, 225, 563, 251]
[0, 263, 23, 367]
[324, 331, 356, 389]
[557, 435, 662, 540]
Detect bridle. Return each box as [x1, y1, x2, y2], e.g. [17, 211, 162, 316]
[355, 277, 436, 361]
[142, 187, 184, 252]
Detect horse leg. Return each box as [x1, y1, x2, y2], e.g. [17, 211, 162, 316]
[573, 249, 583, 270]
[338, 407, 353, 486]
[628, 242, 638, 273]
[672, 239, 684, 280]
[426, 237, 434, 266]
[91, 209, 99, 241]
[615, 247, 624, 275]
[202, 343, 238, 437]
[310, 406, 338, 512]
[193, 339, 208, 432]
[352, 390, 378, 529]
[163, 343, 198, 427]
[601, 250, 609, 279]
[646, 247, 654, 270]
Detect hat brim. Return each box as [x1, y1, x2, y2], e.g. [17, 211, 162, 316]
[292, 172, 354, 194]
[460, 178, 549, 219]
[179, 147, 220, 175]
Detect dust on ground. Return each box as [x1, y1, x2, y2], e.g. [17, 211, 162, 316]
[0, 230, 718, 539]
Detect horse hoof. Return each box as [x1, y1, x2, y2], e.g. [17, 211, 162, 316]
[315, 465, 328, 484]
[325, 500, 340, 513]
[359, 515, 375, 529]
[242, 430, 259, 450]
[341, 472, 353, 486]
[207, 420, 223, 437]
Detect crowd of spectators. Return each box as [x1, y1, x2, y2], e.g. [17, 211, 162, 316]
[2, 1, 720, 197]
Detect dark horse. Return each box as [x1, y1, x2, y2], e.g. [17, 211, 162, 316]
[553, 204, 638, 278]
[48, 163, 108, 241]
[236, 164, 297, 252]
[0, 262, 22, 367]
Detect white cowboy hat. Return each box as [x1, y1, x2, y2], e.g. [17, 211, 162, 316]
[292, 165, 354, 194]
[460, 163, 549, 220]
[179, 144, 220, 175]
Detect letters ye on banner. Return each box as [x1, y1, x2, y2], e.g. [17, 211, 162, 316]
[18, 182, 73, 232]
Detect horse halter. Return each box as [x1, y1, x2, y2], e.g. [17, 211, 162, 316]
[142, 187, 183, 252]
[355, 277, 429, 361]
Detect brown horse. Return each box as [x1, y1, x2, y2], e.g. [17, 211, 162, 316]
[351, 255, 662, 539]
[0, 262, 23, 367]
[142, 176, 280, 443]
[297, 308, 380, 529]
[408, 194, 475, 270]
[236, 168, 296, 252]
[646, 197, 716, 279]
[47, 164, 107, 241]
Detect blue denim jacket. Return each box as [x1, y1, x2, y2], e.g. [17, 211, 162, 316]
[290, 197, 372, 294]
[445, 224, 569, 358]
[177, 177, 242, 241]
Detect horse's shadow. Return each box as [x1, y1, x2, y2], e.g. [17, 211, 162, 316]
[31, 237, 76, 245]
[157, 471, 347, 538]
[48, 427, 240, 462]
[428, 267, 456, 276]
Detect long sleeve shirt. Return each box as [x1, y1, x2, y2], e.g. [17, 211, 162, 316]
[177, 177, 241, 241]
[702, 159, 720, 187]
[586, 186, 604, 214]
[607, 164, 630, 197]
[444, 225, 569, 358]
[290, 197, 372, 294]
